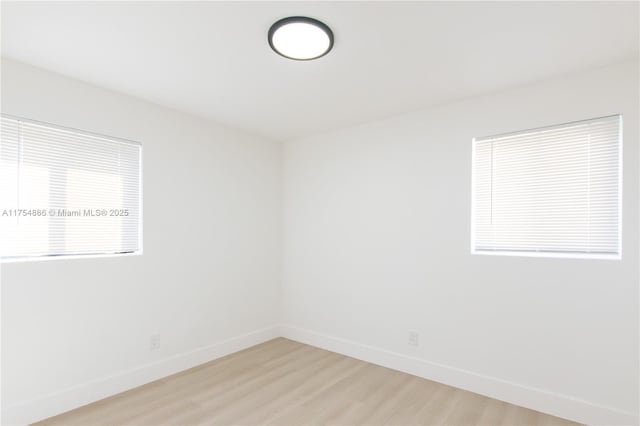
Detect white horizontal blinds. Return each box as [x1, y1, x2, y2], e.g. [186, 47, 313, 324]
[0, 115, 141, 259]
[473, 115, 620, 256]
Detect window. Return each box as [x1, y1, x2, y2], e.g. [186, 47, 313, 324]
[471, 115, 621, 259]
[0, 115, 142, 261]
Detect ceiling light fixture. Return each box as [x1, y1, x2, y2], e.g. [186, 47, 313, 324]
[268, 16, 334, 61]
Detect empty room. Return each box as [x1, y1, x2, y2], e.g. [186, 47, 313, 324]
[0, 1, 638, 425]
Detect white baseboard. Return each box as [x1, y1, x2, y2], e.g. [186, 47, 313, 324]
[1, 326, 279, 426]
[280, 324, 638, 426]
[4, 324, 636, 426]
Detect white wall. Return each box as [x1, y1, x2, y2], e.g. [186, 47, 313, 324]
[0, 59, 282, 424]
[2, 58, 638, 426]
[282, 60, 639, 425]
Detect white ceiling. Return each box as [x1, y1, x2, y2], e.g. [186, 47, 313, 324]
[2, 1, 638, 141]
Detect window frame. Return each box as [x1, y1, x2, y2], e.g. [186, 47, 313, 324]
[470, 115, 623, 260]
[0, 114, 143, 263]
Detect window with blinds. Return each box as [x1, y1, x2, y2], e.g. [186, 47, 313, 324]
[471, 115, 621, 259]
[0, 115, 142, 261]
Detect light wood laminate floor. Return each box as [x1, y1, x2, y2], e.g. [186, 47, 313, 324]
[37, 338, 579, 426]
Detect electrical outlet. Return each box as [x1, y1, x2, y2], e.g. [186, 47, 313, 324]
[150, 334, 161, 351]
[408, 331, 419, 346]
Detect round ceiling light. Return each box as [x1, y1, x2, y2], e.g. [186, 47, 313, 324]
[268, 16, 334, 61]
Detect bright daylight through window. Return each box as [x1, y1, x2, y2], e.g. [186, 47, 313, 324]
[0, 115, 142, 261]
[472, 115, 621, 259]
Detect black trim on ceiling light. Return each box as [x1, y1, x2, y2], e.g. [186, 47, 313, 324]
[268, 16, 334, 61]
